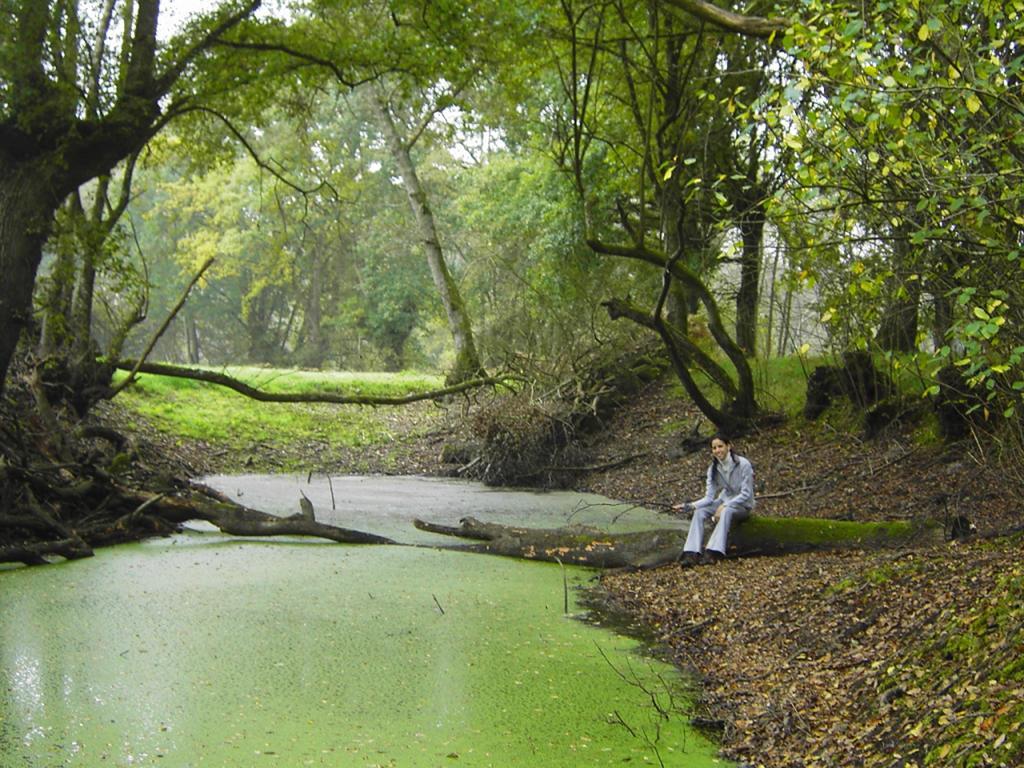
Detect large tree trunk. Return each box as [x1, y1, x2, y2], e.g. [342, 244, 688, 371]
[0, 166, 60, 391]
[372, 95, 485, 385]
[0, 0, 259, 394]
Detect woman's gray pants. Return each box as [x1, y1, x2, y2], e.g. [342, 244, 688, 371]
[684, 502, 751, 556]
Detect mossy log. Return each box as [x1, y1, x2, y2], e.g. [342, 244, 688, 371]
[413, 515, 941, 569]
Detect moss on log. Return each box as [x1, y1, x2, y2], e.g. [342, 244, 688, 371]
[729, 516, 940, 556]
[413, 515, 942, 569]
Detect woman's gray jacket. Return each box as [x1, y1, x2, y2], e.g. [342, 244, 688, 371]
[693, 455, 755, 512]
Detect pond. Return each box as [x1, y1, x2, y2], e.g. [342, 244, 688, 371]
[0, 476, 730, 767]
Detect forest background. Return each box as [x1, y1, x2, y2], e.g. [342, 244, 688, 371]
[3, 1, 1024, 766]
[2, 0, 1019, 435]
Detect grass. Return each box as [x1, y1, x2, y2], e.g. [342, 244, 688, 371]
[113, 367, 444, 454]
[662, 353, 829, 421]
[660, 352, 947, 441]
[753, 353, 824, 417]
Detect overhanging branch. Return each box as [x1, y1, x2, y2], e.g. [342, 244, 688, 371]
[111, 361, 510, 406]
[659, 0, 789, 39]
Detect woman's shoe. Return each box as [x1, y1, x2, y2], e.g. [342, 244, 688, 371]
[678, 551, 701, 566]
[700, 550, 725, 565]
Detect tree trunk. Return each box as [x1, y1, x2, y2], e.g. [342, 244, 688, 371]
[765, 235, 783, 358]
[0, 165, 60, 391]
[297, 248, 326, 368]
[37, 224, 76, 358]
[0, 1, 260, 394]
[372, 95, 485, 385]
[185, 310, 202, 364]
[931, 285, 953, 351]
[589, 239, 759, 426]
[876, 284, 920, 353]
[736, 202, 764, 357]
[69, 175, 125, 370]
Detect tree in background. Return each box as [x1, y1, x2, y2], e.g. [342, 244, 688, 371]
[540, 0, 784, 430]
[770, 0, 1024, 424]
[0, 0, 267, 395]
[370, 82, 485, 384]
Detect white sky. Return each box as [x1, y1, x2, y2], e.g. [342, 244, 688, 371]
[158, 0, 289, 41]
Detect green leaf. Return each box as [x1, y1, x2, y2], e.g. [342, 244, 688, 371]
[842, 18, 864, 38]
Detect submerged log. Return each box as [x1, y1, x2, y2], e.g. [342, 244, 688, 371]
[413, 515, 941, 569]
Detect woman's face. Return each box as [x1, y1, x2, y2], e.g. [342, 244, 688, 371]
[710, 438, 730, 462]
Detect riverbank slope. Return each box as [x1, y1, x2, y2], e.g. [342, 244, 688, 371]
[574, 381, 1024, 768]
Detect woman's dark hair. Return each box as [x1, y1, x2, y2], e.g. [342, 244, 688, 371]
[709, 433, 738, 484]
[710, 432, 733, 448]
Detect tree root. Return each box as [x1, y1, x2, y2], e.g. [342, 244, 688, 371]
[0, 538, 94, 566]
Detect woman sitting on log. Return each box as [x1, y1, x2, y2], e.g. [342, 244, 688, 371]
[673, 433, 755, 564]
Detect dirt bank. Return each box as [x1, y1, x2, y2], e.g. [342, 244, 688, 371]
[573, 381, 1023, 768]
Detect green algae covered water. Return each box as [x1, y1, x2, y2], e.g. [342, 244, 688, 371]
[0, 477, 730, 767]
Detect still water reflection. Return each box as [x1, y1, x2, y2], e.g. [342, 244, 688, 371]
[0, 476, 726, 767]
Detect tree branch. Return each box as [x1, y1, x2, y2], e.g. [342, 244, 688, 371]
[110, 257, 215, 397]
[156, 1, 264, 93]
[659, 0, 789, 39]
[211, 38, 375, 89]
[588, 237, 757, 417]
[185, 106, 339, 199]
[111, 360, 509, 406]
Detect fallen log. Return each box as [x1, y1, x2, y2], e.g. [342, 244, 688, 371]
[728, 516, 941, 555]
[413, 515, 942, 569]
[414, 516, 687, 568]
[0, 538, 94, 566]
[136, 489, 397, 546]
[1, 482, 396, 567]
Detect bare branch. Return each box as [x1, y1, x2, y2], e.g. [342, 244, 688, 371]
[186, 106, 339, 199]
[110, 257, 215, 397]
[659, 0, 788, 39]
[111, 361, 509, 406]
